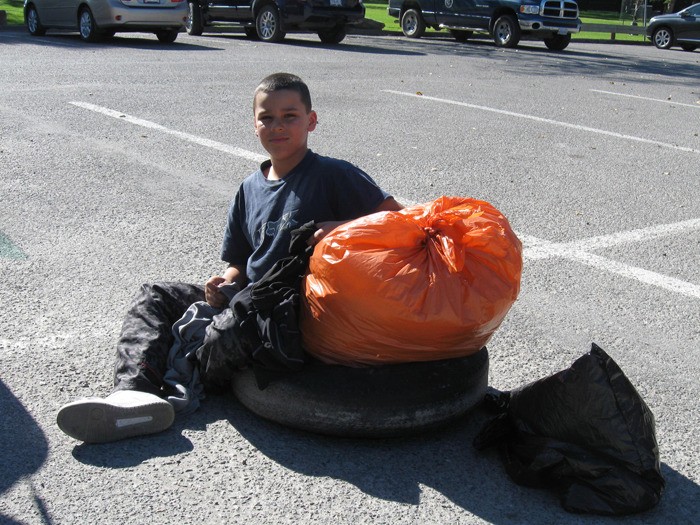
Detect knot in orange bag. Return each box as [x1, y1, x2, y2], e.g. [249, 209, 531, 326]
[300, 196, 522, 366]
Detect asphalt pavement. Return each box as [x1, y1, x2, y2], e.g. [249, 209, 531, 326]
[1, 26, 699, 525]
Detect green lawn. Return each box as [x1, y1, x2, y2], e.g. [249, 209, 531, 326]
[0, 0, 24, 25]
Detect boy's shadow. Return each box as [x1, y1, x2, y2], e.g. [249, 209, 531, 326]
[0, 380, 50, 524]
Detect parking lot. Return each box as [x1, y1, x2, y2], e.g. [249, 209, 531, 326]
[1, 27, 699, 524]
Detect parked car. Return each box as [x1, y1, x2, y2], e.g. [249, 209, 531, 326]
[646, 2, 700, 51]
[387, 0, 581, 50]
[185, 0, 365, 43]
[24, 0, 188, 43]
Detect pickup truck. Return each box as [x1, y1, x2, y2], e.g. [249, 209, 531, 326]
[388, 0, 581, 50]
[186, 0, 365, 43]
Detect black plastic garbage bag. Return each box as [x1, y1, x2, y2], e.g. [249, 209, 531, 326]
[473, 343, 664, 515]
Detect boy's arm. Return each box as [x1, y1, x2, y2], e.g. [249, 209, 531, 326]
[205, 264, 247, 308]
[310, 197, 404, 245]
[373, 196, 404, 213]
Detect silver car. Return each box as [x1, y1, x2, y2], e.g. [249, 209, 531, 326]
[24, 0, 188, 43]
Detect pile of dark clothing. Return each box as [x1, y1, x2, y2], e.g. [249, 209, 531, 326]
[163, 222, 316, 413]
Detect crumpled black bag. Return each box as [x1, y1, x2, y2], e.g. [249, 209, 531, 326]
[473, 343, 664, 515]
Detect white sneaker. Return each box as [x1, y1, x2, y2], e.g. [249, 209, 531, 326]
[56, 390, 175, 443]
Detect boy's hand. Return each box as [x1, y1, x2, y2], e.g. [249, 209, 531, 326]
[205, 276, 229, 308]
[309, 220, 347, 245]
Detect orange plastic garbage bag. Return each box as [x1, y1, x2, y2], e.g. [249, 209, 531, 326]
[301, 196, 523, 366]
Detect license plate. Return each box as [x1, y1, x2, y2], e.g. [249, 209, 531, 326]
[331, 0, 342, 6]
[143, 0, 161, 4]
[558, 28, 567, 35]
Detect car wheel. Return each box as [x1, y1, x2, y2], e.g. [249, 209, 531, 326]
[256, 4, 285, 43]
[26, 5, 46, 36]
[401, 8, 426, 39]
[543, 33, 571, 51]
[450, 29, 472, 42]
[156, 29, 179, 43]
[186, 1, 203, 36]
[231, 348, 489, 438]
[244, 26, 259, 39]
[652, 27, 673, 49]
[680, 43, 697, 52]
[78, 8, 101, 43]
[493, 14, 520, 48]
[318, 25, 347, 44]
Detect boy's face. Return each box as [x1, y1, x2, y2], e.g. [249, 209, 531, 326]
[253, 89, 317, 163]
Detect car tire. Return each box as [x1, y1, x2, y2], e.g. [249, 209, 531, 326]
[652, 27, 673, 49]
[543, 33, 571, 51]
[493, 14, 520, 48]
[450, 29, 472, 42]
[256, 4, 285, 43]
[318, 25, 347, 44]
[186, 1, 203, 36]
[231, 347, 489, 438]
[680, 43, 697, 52]
[26, 5, 46, 36]
[401, 9, 426, 39]
[156, 29, 179, 43]
[78, 8, 102, 43]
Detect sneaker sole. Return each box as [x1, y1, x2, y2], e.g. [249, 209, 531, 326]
[56, 398, 174, 443]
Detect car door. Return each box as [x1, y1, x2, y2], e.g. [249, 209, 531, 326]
[434, 0, 489, 29]
[57, 0, 82, 28]
[206, 0, 242, 21]
[675, 4, 700, 41]
[34, 0, 63, 26]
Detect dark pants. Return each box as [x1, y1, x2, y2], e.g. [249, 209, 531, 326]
[113, 282, 204, 396]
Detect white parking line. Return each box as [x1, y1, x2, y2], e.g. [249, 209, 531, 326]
[526, 217, 700, 256]
[382, 90, 700, 155]
[69, 101, 700, 299]
[591, 89, 700, 109]
[518, 231, 700, 300]
[69, 101, 267, 163]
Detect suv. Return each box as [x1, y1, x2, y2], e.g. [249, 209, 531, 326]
[186, 0, 365, 43]
[388, 0, 581, 50]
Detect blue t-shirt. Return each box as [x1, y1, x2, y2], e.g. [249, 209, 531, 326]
[221, 150, 390, 284]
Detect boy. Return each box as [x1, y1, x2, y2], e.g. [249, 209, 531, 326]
[56, 72, 402, 444]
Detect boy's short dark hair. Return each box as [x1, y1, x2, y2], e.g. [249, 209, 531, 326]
[254, 73, 312, 113]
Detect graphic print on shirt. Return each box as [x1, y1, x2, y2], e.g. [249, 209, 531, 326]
[255, 211, 296, 248]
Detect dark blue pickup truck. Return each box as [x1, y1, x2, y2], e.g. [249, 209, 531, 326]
[388, 0, 581, 50]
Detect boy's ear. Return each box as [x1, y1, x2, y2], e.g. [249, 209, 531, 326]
[307, 110, 318, 132]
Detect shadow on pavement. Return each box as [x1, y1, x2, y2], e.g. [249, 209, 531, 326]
[0, 379, 50, 524]
[223, 391, 700, 524]
[71, 430, 195, 467]
[57, 387, 700, 523]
